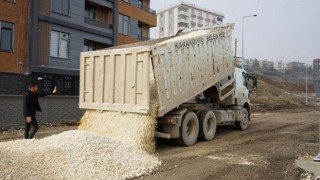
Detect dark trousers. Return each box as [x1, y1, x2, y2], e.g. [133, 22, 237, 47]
[24, 116, 39, 139]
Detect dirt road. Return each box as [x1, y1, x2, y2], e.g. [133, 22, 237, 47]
[142, 109, 320, 180]
[1, 109, 319, 179]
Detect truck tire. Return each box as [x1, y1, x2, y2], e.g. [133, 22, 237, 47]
[177, 111, 199, 146]
[235, 108, 249, 130]
[198, 110, 217, 141]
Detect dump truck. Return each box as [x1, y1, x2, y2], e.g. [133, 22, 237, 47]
[79, 24, 257, 146]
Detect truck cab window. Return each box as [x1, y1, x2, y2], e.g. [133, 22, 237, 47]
[242, 73, 248, 89]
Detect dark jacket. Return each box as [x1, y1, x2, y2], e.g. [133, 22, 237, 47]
[23, 89, 53, 117]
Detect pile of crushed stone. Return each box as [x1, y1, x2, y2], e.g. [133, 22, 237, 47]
[78, 73, 159, 154]
[0, 130, 160, 179]
[78, 109, 157, 154]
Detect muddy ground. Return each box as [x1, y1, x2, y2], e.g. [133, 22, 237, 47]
[1, 108, 319, 179]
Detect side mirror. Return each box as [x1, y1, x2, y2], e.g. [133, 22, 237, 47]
[247, 75, 257, 93]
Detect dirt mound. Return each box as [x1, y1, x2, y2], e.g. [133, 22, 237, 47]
[250, 78, 306, 111]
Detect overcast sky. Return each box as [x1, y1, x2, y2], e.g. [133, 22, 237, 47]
[150, 0, 320, 64]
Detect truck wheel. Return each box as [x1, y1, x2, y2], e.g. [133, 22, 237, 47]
[177, 111, 199, 146]
[235, 108, 249, 130]
[198, 110, 217, 141]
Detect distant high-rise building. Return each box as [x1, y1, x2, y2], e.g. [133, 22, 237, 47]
[156, 1, 224, 38]
[313, 58, 320, 94]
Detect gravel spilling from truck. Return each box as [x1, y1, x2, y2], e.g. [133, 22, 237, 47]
[0, 130, 160, 179]
[78, 72, 159, 154]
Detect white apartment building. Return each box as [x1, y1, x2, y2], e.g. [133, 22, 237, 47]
[274, 60, 287, 71]
[156, 1, 225, 38]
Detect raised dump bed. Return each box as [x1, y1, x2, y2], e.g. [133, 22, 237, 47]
[80, 24, 235, 117]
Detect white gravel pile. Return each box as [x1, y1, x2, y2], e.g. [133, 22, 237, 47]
[78, 72, 159, 154]
[0, 130, 160, 179]
[78, 109, 157, 154]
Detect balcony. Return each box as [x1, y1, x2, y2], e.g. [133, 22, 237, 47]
[205, 18, 210, 22]
[178, 10, 188, 16]
[87, 0, 113, 9]
[138, 35, 150, 41]
[128, 0, 156, 14]
[190, 21, 196, 25]
[179, 19, 189, 24]
[85, 17, 112, 29]
[138, 3, 156, 14]
[178, 26, 186, 31]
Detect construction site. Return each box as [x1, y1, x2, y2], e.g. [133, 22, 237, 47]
[0, 22, 319, 180]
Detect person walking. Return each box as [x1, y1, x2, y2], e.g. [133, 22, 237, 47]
[23, 82, 57, 139]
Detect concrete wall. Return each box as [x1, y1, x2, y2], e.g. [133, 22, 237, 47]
[0, 95, 85, 130]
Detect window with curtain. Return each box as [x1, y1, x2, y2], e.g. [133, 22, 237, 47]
[50, 30, 69, 59]
[119, 14, 130, 35]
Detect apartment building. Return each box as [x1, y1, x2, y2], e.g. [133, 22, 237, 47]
[287, 61, 305, 72]
[274, 60, 287, 72]
[0, 0, 156, 95]
[117, 0, 156, 45]
[0, 0, 117, 95]
[0, 0, 156, 129]
[0, 0, 29, 94]
[156, 1, 224, 38]
[313, 58, 320, 94]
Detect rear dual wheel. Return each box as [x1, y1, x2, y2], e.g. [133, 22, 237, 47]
[198, 110, 217, 141]
[177, 111, 199, 146]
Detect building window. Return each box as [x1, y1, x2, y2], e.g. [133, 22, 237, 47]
[43, 74, 54, 93]
[83, 39, 96, 52]
[85, 5, 96, 19]
[5, 0, 16, 3]
[160, 27, 164, 32]
[50, 30, 69, 59]
[138, 24, 142, 36]
[119, 14, 130, 35]
[63, 76, 73, 95]
[217, 17, 223, 22]
[0, 21, 14, 52]
[52, 0, 70, 15]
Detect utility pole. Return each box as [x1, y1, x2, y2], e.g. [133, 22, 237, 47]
[306, 65, 308, 105]
[235, 38, 238, 65]
[242, 14, 257, 69]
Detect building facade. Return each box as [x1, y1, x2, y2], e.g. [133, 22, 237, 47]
[156, 1, 224, 38]
[117, 0, 156, 45]
[274, 60, 287, 72]
[313, 58, 320, 94]
[0, 0, 117, 95]
[0, 0, 29, 94]
[0, 0, 156, 95]
[0, 0, 156, 128]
